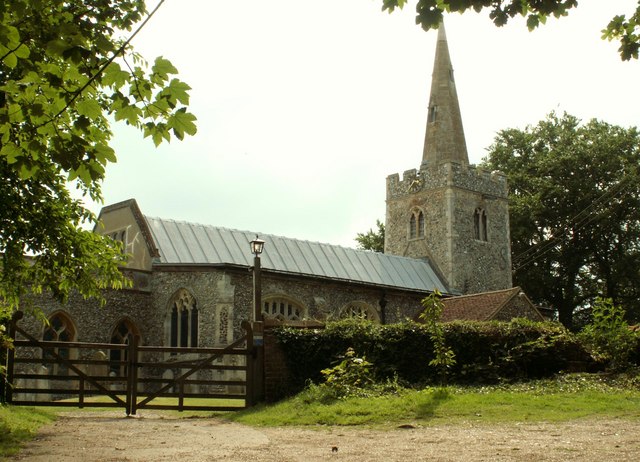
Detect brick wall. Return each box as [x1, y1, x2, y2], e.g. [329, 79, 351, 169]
[263, 319, 324, 402]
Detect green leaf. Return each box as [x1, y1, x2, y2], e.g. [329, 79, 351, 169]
[114, 104, 142, 125]
[526, 14, 540, 30]
[14, 43, 30, 59]
[1, 143, 22, 164]
[102, 63, 130, 88]
[152, 56, 178, 78]
[3, 52, 17, 68]
[19, 163, 37, 180]
[167, 108, 197, 140]
[144, 122, 170, 147]
[46, 39, 70, 57]
[166, 79, 191, 105]
[94, 143, 117, 164]
[0, 24, 20, 46]
[76, 99, 103, 119]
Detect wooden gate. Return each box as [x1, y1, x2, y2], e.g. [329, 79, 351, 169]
[1, 312, 259, 415]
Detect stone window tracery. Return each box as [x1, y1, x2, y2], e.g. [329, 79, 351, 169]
[42, 311, 76, 374]
[168, 289, 198, 351]
[106, 228, 127, 251]
[474, 208, 488, 242]
[109, 318, 140, 375]
[263, 296, 306, 321]
[409, 209, 425, 240]
[339, 302, 380, 322]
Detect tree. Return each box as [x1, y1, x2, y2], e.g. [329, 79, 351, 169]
[482, 112, 640, 329]
[0, 1, 197, 319]
[355, 220, 385, 253]
[381, 0, 640, 60]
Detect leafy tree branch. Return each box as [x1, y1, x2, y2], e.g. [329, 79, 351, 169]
[381, 0, 640, 60]
[0, 1, 197, 320]
[355, 220, 385, 253]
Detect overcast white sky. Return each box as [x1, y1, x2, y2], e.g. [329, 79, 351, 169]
[92, 0, 640, 249]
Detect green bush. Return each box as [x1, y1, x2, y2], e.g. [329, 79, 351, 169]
[272, 317, 590, 395]
[320, 347, 374, 398]
[578, 297, 640, 371]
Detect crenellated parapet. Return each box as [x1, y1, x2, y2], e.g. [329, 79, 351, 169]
[387, 161, 508, 200]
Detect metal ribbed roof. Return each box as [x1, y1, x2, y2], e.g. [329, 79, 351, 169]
[145, 216, 447, 293]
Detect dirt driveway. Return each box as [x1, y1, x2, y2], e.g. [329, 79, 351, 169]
[8, 411, 640, 461]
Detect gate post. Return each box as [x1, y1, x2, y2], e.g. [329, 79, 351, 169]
[245, 320, 264, 407]
[125, 335, 140, 416]
[244, 321, 254, 408]
[4, 311, 23, 404]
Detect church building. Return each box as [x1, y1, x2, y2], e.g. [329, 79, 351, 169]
[20, 24, 542, 352]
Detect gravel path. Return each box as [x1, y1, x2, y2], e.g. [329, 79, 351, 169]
[8, 411, 640, 461]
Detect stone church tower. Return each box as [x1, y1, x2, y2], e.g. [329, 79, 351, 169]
[385, 24, 512, 295]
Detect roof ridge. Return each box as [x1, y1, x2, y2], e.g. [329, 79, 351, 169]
[443, 286, 519, 301]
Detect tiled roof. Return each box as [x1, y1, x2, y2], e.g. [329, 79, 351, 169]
[144, 216, 449, 294]
[440, 287, 522, 322]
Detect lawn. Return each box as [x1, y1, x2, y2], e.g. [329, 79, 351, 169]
[229, 374, 640, 427]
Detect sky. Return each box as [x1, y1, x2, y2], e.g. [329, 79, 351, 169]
[91, 0, 640, 249]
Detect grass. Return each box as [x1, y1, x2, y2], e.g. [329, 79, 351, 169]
[229, 373, 640, 427]
[0, 405, 56, 458]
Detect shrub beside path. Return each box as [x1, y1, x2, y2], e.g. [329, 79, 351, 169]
[8, 411, 640, 461]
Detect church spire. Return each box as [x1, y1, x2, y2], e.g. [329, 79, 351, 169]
[421, 22, 469, 167]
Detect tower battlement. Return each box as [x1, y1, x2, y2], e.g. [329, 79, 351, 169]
[386, 162, 508, 200]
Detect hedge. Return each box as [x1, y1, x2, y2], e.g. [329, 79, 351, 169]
[271, 318, 593, 392]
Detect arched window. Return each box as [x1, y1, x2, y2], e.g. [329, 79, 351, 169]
[109, 318, 140, 376]
[474, 208, 488, 242]
[167, 289, 198, 350]
[409, 214, 417, 239]
[339, 302, 380, 322]
[106, 228, 127, 252]
[263, 296, 306, 321]
[418, 211, 425, 238]
[409, 209, 425, 240]
[42, 311, 76, 374]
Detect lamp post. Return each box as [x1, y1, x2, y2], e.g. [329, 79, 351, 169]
[250, 236, 265, 323]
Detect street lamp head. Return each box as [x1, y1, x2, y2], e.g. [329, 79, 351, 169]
[250, 235, 265, 256]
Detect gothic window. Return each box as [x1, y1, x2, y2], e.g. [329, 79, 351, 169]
[339, 302, 380, 322]
[263, 296, 306, 321]
[168, 289, 198, 351]
[107, 229, 127, 251]
[109, 318, 140, 376]
[418, 211, 425, 238]
[409, 209, 425, 240]
[42, 311, 76, 374]
[474, 208, 488, 242]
